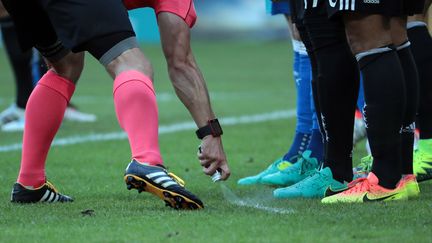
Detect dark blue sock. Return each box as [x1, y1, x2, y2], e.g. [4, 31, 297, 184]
[307, 129, 324, 163]
[283, 132, 311, 162]
[282, 51, 313, 163]
[357, 75, 365, 111]
[295, 53, 314, 134]
[309, 75, 324, 164]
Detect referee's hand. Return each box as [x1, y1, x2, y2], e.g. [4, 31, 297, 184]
[197, 136, 231, 180]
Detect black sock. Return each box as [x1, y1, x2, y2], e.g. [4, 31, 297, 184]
[308, 53, 325, 140]
[358, 47, 405, 189]
[408, 24, 432, 139]
[0, 17, 34, 109]
[305, 20, 357, 183]
[315, 42, 358, 183]
[299, 23, 327, 165]
[397, 42, 419, 175]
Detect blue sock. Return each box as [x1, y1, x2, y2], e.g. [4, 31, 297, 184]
[31, 49, 42, 86]
[309, 69, 324, 163]
[282, 51, 313, 162]
[295, 52, 313, 134]
[283, 132, 311, 161]
[357, 75, 365, 111]
[307, 129, 324, 163]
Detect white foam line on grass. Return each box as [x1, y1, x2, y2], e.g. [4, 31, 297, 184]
[0, 109, 296, 153]
[220, 184, 294, 214]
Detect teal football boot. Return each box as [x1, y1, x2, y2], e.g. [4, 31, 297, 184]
[260, 150, 319, 186]
[237, 157, 294, 185]
[273, 167, 347, 199]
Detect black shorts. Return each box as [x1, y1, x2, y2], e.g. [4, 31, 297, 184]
[327, 0, 426, 18]
[290, 0, 306, 24]
[2, 0, 134, 55]
[303, 0, 328, 21]
[404, 0, 427, 15]
[303, 0, 346, 51]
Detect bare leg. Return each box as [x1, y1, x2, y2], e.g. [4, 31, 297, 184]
[106, 47, 153, 79]
[343, 14, 392, 54]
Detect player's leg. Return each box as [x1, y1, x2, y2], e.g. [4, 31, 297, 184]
[408, 1, 432, 182]
[273, 0, 357, 198]
[0, 0, 95, 131]
[297, 5, 325, 164]
[241, 21, 317, 186]
[390, 17, 419, 180]
[31, 51, 97, 123]
[238, 3, 316, 185]
[304, 54, 324, 163]
[107, 47, 161, 165]
[260, 19, 326, 188]
[278, 38, 313, 165]
[237, 10, 296, 185]
[352, 6, 426, 179]
[345, 14, 405, 189]
[307, 76, 324, 165]
[52, 0, 159, 167]
[289, 43, 314, 159]
[298, 22, 325, 166]
[89, 42, 203, 209]
[306, 4, 359, 183]
[17, 56, 83, 186]
[260, 47, 320, 187]
[3, 0, 82, 203]
[0, 4, 31, 127]
[265, 13, 326, 190]
[278, 8, 313, 164]
[61, 0, 203, 209]
[408, 0, 432, 181]
[323, 6, 414, 203]
[0, 18, 32, 110]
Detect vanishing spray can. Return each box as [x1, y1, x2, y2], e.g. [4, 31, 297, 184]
[198, 145, 222, 182]
[211, 170, 222, 182]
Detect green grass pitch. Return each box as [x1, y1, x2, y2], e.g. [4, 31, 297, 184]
[0, 41, 431, 242]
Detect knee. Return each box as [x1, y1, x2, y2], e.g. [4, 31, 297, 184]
[50, 52, 84, 83]
[390, 17, 408, 46]
[128, 58, 154, 80]
[126, 49, 154, 79]
[345, 31, 372, 55]
[345, 27, 393, 55]
[106, 48, 154, 80]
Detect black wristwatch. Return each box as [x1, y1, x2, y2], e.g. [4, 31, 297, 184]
[196, 119, 223, 139]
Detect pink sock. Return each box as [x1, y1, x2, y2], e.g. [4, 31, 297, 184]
[17, 70, 75, 188]
[113, 70, 163, 165]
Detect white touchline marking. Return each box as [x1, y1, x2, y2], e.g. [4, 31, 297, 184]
[70, 91, 279, 104]
[0, 109, 296, 153]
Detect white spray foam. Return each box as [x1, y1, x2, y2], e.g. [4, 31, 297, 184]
[219, 183, 294, 215]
